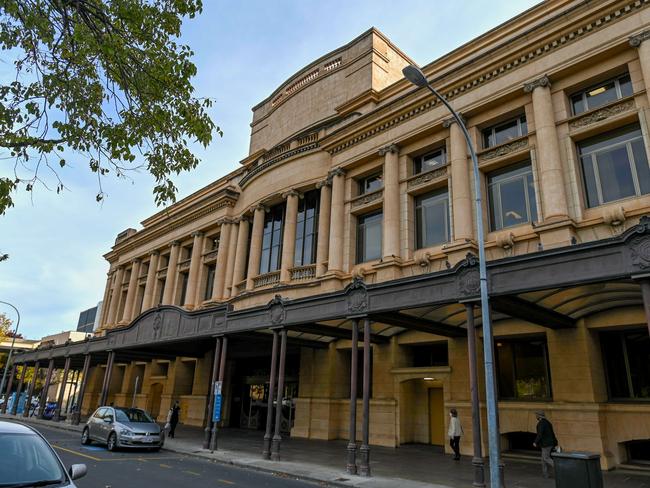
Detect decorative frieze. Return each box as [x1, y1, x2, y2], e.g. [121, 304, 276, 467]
[203, 249, 219, 262]
[629, 29, 650, 47]
[523, 75, 551, 93]
[568, 99, 635, 129]
[178, 259, 191, 272]
[407, 166, 448, 190]
[478, 138, 529, 162]
[351, 189, 383, 208]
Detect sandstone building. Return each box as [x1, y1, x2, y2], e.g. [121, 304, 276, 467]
[11, 0, 650, 470]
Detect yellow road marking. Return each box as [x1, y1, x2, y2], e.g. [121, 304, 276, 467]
[183, 470, 201, 476]
[53, 445, 102, 461]
[159, 463, 172, 468]
[218, 480, 235, 485]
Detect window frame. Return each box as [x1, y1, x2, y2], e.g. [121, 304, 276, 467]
[357, 172, 383, 195]
[601, 328, 650, 402]
[356, 211, 383, 264]
[415, 188, 451, 249]
[495, 336, 552, 401]
[259, 203, 285, 274]
[482, 114, 528, 149]
[486, 161, 538, 231]
[570, 73, 633, 116]
[413, 147, 447, 175]
[577, 124, 650, 208]
[294, 189, 320, 266]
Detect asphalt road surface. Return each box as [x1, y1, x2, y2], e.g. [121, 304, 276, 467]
[33, 424, 318, 488]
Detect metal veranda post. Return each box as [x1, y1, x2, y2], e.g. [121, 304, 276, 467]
[0, 301, 21, 398]
[402, 65, 503, 488]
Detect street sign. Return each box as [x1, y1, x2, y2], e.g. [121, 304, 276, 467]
[213, 381, 223, 422]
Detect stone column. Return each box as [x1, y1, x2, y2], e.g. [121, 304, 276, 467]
[71, 354, 91, 425]
[247, 205, 267, 290]
[105, 266, 125, 326]
[10, 364, 27, 415]
[630, 31, 650, 95]
[231, 216, 250, 297]
[53, 356, 71, 421]
[38, 359, 55, 419]
[315, 179, 332, 277]
[380, 144, 401, 260]
[212, 220, 233, 301]
[141, 251, 160, 311]
[162, 241, 181, 305]
[223, 219, 240, 299]
[185, 232, 205, 308]
[99, 273, 113, 326]
[280, 190, 300, 283]
[122, 259, 141, 322]
[327, 168, 346, 273]
[446, 117, 473, 241]
[524, 75, 568, 221]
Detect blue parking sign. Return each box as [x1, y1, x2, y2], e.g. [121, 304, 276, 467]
[213, 381, 222, 422]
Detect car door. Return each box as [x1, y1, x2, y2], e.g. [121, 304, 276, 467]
[101, 408, 115, 441]
[90, 408, 106, 441]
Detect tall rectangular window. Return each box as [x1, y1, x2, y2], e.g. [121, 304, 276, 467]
[356, 211, 382, 263]
[571, 73, 633, 115]
[601, 329, 650, 401]
[415, 189, 450, 248]
[482, 114, 527, 149]
[487, 162, 538, 231]
[294, 189, 319, 266]
[495, 337, 551, 400]
[156, 279, 165, 305]
[260, 203, 285, 274]
[178, 272, 189, 305]
[578, 124, 650, 207]
[358, 173, 383, 195]
[204, 264, 216, 301]
[414, 147, 446, 174]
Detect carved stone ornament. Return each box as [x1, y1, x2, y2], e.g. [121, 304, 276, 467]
[268, 295, 286, 325]
[346, 277, 368, 314]
[407, 166, 448, 189]
[628, 216, 650, 269]
[351, 189, 383, 208]
[442, 113, 466, 128]
[152, 312, 163, 340]
[378, 143, 399, 156]
[456, 253, 480, 296]
[569, 100, 635, 129]
[523, 75, 551, 93]
[328, 167, 346, 179]
[479, 138, 528, 162]
[315, 178, 331, 189]
[629, 30, 650, 48]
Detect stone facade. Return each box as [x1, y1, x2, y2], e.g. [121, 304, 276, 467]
[13, 0, 650, 471]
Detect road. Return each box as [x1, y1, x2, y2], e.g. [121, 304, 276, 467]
[34, 424, 318, 488]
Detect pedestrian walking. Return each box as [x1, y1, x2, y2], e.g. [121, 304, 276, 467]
[448, 408, 463, 460]
[533, 410, 558, 478]
[167, 400, 180, 439]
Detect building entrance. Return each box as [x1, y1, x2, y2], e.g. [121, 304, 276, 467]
[428, 388, 444, 446]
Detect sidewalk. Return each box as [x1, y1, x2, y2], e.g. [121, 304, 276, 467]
[4, 415, 650, 488]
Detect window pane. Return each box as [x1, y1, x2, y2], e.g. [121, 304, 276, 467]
[513, 341, 548, 399]
[357, 212, 382, 263]
[626, 332, 650, 399]
[596, 145, 636, 203]
[496, 342, 515, 398]
[488, 163, 535, 230]
[581, 155, 601, 207]
[415, 148, 446, 174]
[602, 333, 632, 398]
[585, 80, 617, 110]
[632, 139, 650, 196]
[499, 178, 529, 228]
[572, 94, 585, 115]
[416, 190, 449, 248]
[619, 74, 633, 98]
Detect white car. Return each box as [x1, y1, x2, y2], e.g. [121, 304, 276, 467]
[0, 420, 87, 487]
[82, 406, 163, 451]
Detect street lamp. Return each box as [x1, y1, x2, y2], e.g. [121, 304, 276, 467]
[402, 65, 502, 488]
[0, 300, 21, 401]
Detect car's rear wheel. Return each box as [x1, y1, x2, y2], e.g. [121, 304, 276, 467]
[107, 432, 117, 451]
[81, 428, 91, 445]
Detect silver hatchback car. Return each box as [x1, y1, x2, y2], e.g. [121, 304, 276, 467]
[82, 406, 163, 451]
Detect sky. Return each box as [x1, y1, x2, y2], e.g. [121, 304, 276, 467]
[0, 0, 540, 339]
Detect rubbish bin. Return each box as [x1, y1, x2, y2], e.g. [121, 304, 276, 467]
[551, 451, 603, 488]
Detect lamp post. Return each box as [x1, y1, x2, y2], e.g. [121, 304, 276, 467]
[0, 300, 21, 400]
[402, 65, 502, 488]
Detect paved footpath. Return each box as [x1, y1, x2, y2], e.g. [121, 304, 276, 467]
[34, 424, 317, 488]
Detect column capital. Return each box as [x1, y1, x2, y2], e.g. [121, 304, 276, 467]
[328, 167, 346, 179]
[629, 30, 650, 48]
[233, 215, 250, 224]
[251, 203, 267, 214]
[378, 143, 399, 156]
[132, 258, 142, 264]
[442, 113, 466, 128]
[170, 240, 181, 247]
[281, 188, 301, 200]
[523, 75, 551, 93]
[316, 178, 332, 189]
[216, 217, 234, 226]
[191, 231, 204, 238]
[149, 250, 160, 257]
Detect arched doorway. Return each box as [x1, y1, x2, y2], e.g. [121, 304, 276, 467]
[147, 383, 163, 421]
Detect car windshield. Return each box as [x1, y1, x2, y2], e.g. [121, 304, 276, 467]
[115, 408, 154, 423]
[0, 432, 66, 487]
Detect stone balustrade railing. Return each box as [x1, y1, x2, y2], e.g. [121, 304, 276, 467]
[253, 271, 281, 288]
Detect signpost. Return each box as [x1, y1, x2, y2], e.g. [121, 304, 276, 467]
[213, 381, 222, 423]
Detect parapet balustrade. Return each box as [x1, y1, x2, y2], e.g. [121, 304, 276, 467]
[289, 264, 316, 282]
[253, 271, 281, 288]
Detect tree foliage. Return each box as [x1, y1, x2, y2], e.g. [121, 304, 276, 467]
[0, 0, 219, 214]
